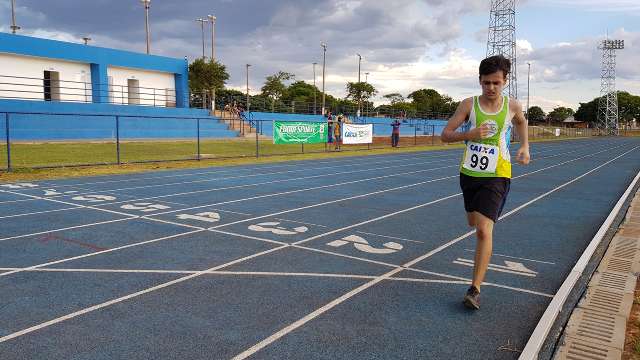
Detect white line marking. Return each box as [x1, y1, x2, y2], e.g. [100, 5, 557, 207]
[520, 172, 640, 357]
[0, 206, 82, 220]
[230, 145, 639, 359]
[0, 245, 287, 344]
[0, 142, 630, 346]
[453, 260, 537, 277]
[0, 230, 204, 278]
[356, 231, 425, 244]
[463, 249, 556, 265]
[0, 218, 136, 243]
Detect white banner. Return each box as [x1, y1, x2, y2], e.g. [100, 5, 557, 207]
[342, 123, 373, 144]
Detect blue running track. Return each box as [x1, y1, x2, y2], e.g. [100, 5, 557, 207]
[0, 137, 638, 359]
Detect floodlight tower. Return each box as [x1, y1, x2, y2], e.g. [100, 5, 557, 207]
[597, 39, 624, 136]
[486, 0, 518, 99]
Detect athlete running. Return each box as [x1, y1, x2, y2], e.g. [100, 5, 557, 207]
[441, 55, 531, 310]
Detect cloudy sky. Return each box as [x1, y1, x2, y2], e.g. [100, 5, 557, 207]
[0, 0, 638, 111]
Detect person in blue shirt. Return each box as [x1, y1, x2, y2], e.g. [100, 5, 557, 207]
[391, 119, 401, 147]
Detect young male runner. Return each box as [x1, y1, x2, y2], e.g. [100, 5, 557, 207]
[441, 55, 530, 310]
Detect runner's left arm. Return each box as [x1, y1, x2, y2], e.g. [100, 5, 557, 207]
[511, 99, 531, 165]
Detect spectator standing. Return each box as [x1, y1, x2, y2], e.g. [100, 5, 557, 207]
[327, 111, 334, 144]
[391, 119, 401, 147]
[334, 116, 342, 151]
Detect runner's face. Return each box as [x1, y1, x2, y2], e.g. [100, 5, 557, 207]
[479, 71, 507, 100]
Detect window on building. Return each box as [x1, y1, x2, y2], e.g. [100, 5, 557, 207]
[128, 79, 140, 105]
[43, 70, 61, 101]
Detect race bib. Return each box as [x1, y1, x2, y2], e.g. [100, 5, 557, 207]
[463, 142, 499, 173]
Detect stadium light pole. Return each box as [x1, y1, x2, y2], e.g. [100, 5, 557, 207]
[207, 15, 216, 61]
[321, 42, 327, 116]
[196, 18, 208, 60]
[365, 72, 370, 116]
[312, 62, 318, 115]
[356, 53, 362, 116]
[83, 37, 91, 45]
[527, 62, 531, 122]
[140, 0, 151, 54]
[246, 64, 251, 113]
[10, 0, 20, 34]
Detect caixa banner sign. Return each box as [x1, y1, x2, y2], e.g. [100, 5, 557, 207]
[342, 123, 373, 144]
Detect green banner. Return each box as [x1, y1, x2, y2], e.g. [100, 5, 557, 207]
[273, 121, 327, 144]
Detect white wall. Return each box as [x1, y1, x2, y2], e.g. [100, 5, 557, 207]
[107, 66, 176, 107]
[0, 53, 92, 102]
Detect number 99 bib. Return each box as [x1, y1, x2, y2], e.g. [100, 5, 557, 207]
[462, 141, 499, 173]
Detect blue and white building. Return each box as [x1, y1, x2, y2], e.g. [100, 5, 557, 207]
[0, 33, 237, 140]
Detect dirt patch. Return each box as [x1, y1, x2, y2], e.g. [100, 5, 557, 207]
[623, 278, 640, 359]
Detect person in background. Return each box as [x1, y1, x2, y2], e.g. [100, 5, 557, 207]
[334, 115, 342, 151]
[327, 111, 334, 144]
[391, 118, 401, 147]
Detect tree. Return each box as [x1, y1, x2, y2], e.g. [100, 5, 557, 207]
[188, 59, 229, 92]
[527, 106, 545, 124]
[188, 59, 229, 108]
[574, 91, 640, 126]
[346, 82, 377, 107]
[261, 71, 295, 102]
[407, 88, 458, 116]
[547, 106, 575, 123]
[383, 93, 405, 105]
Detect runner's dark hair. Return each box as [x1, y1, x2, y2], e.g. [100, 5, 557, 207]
[479, 55, 511, 79]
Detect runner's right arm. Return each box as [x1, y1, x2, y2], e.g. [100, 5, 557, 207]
[441, 98, 490, 143]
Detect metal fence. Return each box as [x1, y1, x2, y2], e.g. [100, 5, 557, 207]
[0, 111, 635, 172]
[0, 74, 177, 107]
[190, 90, 453, 120]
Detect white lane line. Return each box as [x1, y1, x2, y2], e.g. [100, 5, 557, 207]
[149, 167, 460, 218]
[452, 259, 537, 277]
[274, 218, 329, 228]
[1, 141, 627, 275]
[0, 206, 83, 220]
[25, 152, 460, 197]
[91, 157, 461, 207]
[355, 231, 425, 244]
[0, 218, 136, 243]
[103, 137, 580, 200]
[402, 268, 554, 298]
[463, 249, 556, 265]
[0, 138, 599, 206]
[0, 165, 458, 242]
[229, 145, 639, 360]
[1, 142, 623, 275]
[150, 141, 625, 220]
[402, 145, 640, 270]
[0, 142, 629, 345]
[0, 230, 204, 278]
[207, 177, 460, 231]
[520, 177, 640, 358]
[20, 149, 443, 189]
[0, 245, 288, 344]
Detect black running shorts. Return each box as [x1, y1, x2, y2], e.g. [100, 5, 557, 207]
[459, 173, 511, 222]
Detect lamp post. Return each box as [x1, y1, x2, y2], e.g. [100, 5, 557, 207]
[321, 42, 327, 115]
[10, 0, 20, 33]
[364, 72, 370, 116]
[83, 37, 91, 45]
[356, 53, 362, 115]
[207, 15, 216, 61]
[196, 18, 208, 60]
[312, 62, 317, 115]
[246, 64, 251, 113]
[140, 0, 151, 54]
